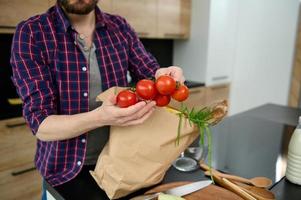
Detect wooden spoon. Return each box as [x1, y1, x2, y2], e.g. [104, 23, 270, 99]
[205, 170, 257, 200]
[218, 173, 272, 188]
[199, 162, 272, 188]
[233, 180, 275, 200]
[205, 171, 275, 200]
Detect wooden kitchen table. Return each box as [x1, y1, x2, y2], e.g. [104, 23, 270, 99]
[45, 103, 301, 200]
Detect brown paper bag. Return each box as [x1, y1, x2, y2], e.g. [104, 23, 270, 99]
[90, 87, 199, 199]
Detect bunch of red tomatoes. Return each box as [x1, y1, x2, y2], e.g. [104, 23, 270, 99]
[116, 75, 189, 108]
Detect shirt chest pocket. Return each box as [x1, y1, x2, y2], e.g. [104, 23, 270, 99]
[97, 39, 129, 87]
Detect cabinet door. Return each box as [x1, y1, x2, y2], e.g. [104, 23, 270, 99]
[0, 118, 42, 199]
[185, 87, 207, 109]
[205, 0, 238, 85]
[0, 0, 48, 27]
[169, 87, 206, 110]
[206, 84, 230, 105]
[111, 0, 156, 38]
[48, 0, 56, 7]
[98, 0, 112, 13]
[157, 0, 191, 39]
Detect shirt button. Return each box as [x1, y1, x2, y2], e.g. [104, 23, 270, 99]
[74, 40, 77, 45]
[81, 138, 86, 143]
[79, 34, 85, 40]
[77, 161, 82, 166]
[82, 66, 87, 71]
[83, 92, 88, 97]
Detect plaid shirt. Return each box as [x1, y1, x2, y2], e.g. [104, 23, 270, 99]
[10, 4, 159, 186]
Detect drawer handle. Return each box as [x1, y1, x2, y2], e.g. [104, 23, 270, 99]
[209, 85, 229, 90]
[11, 166, 36, 176]
[0, 25, 16, 29]
[189, 89, 203, 94]
[212, 76, 228, 81]
[6, 121, 26, 128]
[7, 98, 22, 105]
[164, 33, 186, 38]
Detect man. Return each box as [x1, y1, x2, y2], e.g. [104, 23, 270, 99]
[10, 0, 184, 199]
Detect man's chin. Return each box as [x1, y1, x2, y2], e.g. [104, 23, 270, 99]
[67, 9, 95, 15]
[59, 0, 98, 15]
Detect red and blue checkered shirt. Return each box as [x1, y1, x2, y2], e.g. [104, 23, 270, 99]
[10, 4, 159, 186]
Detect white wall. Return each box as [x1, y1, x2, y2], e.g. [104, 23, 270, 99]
[229, 0, 299, 114]
[174, 0, 299, 115]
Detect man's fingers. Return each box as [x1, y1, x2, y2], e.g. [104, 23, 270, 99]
[168, 66, 185, 83]
[121, 107, 155, 126]
[109, 95, 117, 105]
[133, 101, 156, 119]
[121, 101, 156, 122]
[102, 94, 117, 106]
[155, 66, 185, 83]
[155, 68, 167, 79]
[115, 101, 148, 117]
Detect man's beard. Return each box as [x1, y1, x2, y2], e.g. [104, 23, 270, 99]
[58, 0, 98, 15]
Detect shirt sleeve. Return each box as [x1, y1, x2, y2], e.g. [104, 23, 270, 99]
[10, 22, 57, 135]
[122, 18, 160, 81]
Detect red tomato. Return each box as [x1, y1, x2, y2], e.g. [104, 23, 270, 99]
[136, 79, 157, 100]
[155, 75, 176, 95]
[172, 85, 189, 102]
[116, 90, 138, 108]
[154, 94, 171, 107]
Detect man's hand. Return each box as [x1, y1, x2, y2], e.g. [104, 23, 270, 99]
[93, 95, 156, 127]
[36, 96, 156, 141]
[155, 66, 185, 83]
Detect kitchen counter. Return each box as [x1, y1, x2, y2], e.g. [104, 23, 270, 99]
[45, 103, 301, 200]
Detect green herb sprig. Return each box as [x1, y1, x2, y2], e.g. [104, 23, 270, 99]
[174, 100, 228, 183]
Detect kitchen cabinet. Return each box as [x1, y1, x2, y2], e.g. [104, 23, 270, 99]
[0, 0, 48, 28]
[101, 0, 191, 39]
[0, 117, 42, 199]
[169, 84, 230, 111]
[0, 0, 192, 39]
[48, 0, 56, 7]
[157, 0, 191, 39]
[169, 86, 206, 110]
[173, 0, 237, 85]
[204, 0, 237, 86]
[205, 84, 230, 105]
[98, 0, 112, 13]
[185, 87, 207, 109]
[111, 0, 156, 38]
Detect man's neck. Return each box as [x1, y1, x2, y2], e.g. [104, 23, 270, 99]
[65, 10, 96, 47]
[67, 11, 96, 33]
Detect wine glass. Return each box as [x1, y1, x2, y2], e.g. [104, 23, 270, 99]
[172, 138, 208, 172]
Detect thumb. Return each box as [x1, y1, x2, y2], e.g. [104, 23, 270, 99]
[103, 94, 117, 106]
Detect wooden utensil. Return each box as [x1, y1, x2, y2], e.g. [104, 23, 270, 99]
[204, 171, 275, 200]
[199, 161, 272, 188]
[205, 170, 257, 200]
[222, 178, 257, 200]
[145, 181, 243, 200]
[234, 181, 275, 200]
[219, 173, 272, 188]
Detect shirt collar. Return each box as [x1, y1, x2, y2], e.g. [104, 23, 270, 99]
[54, 3, 107, 33]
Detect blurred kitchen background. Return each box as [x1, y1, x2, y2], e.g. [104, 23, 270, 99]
[0, 0, 300, 199]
